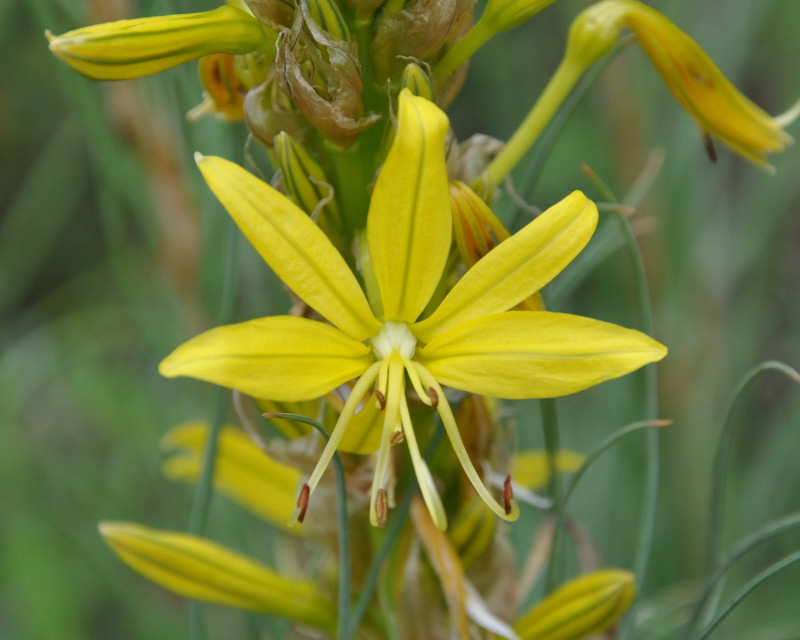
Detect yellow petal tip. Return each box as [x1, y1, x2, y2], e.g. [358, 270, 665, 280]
[194, 151, 207, 165]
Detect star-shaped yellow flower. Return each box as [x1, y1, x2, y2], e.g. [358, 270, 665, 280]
[160, 91, 666, 530]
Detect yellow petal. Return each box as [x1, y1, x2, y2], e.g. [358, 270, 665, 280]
[512, 450, 585, 491]
[414, 192, 597, 343]
[419, 311, 666, 399]
[514, 569, 635, 640]
[99, 522, 335, 630]
[47, 6, 274, 81]
[161, 422, 303, 532]
[366, 90, 451, 323]
[159, 316, 373, 401]
[196, 154, 380, 341]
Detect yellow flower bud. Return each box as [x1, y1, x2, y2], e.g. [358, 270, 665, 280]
[274, 131, 340, 226]
[450, 180, 544, 310]
[304, 0, 351, 42]
[47, 6, 277, 81]
[99, 522, 336, 630]
[514, 570, 636, 640]
[480, 0, 559, 33]
[400, 63, 435, 101]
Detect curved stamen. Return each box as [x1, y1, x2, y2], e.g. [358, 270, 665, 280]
[303, 362, 381, 498]
[399, 385, 447, 530]
[412, 362, 520, 522]
[403, 354, 433, 405]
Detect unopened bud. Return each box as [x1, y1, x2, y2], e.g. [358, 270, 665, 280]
[449, 180, 510, 269]
[47, 6, 277, 81]
[563, 1, 627, 70]
[514, 570, 636, 640]
[304, 0, 351, 42]
[479, 0, 558, 34]
[274, 131, 340, 224]
[399, 63, 434, 102]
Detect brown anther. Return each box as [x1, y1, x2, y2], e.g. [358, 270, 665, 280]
[376, 488, 388, 528]
[503, 475, 513, 515]
[390, 430, 405, 446]
[374, 389, 387, 410]
[428, 386, 439, 409]
[296, 484, 310, 523]
[703, 132, 717, 163]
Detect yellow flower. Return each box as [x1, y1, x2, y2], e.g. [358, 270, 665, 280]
[160, 90, 666, 530]
[568, 0, 794, 167]
[47, 5, 276, 81]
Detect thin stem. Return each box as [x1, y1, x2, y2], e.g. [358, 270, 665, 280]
[694, 550, 800, 640]
[706, 362, 800, 571]
[611, 198, 660, 640]
[187, 217, 240, 639]
[683, 511, 800, 639]
[433, 21, 492, 86]
[480, 61, 584, 192]
[263, 413, 351, 640]
[540, 397, 563, 593]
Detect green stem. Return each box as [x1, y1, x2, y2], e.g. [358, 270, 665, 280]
[433, 21, 493, 86]
[706, 361, 800, 572]
[683, 511, 800, 639]
[611, 205, 660, 640]
[263, 413, 351, 640]
[187, 217, 240, 639]
[478, 60, 584, 192]
[540, 397, 563, 593]
[694, 550, 800, 640]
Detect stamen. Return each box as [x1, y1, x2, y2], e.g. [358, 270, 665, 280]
[413, 362, 519, 522]
[374, 389, 387, 410]
[403, 356, 432, 405]
[296, 484, 310, 523]
[429, 386, 439, 409]
[305, 362, 381, 495]
[503, 475, 513, 515]
[390, 430, 405, 445]
[399, 389, 448, 530]
[376, 488, 389, 528]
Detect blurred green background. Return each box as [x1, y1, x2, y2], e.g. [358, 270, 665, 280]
[2, 0, 799, 638]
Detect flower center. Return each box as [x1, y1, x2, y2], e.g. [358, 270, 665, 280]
[371, 321, 416, 360]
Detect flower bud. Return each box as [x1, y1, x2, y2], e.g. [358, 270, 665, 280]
[513, 570, 636, 640]
[47, 6, 277, 81]
[99, 521, 336, 630]
[304, 0, 351, 42]
[274, 131, 341, 228]
[479, 0, 558, 34]
[400, 63, 435, 101]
